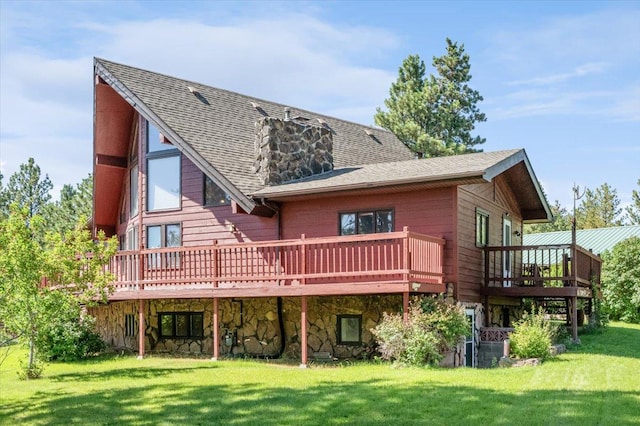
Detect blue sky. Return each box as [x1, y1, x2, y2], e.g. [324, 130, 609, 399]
[1, 0, 638, 212]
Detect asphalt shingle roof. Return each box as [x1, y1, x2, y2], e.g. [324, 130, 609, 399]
[252, 149, 523, 198]
[95, 58, 414, 196]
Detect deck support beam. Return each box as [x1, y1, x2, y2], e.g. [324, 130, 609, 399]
[570, 296, 579, 343]
[212, 298, 219, 360]
[402, 292, 409, 324]
[483, 296, 490, 327]
[137, 299, 145, 359]
[300, 296, 308, 368]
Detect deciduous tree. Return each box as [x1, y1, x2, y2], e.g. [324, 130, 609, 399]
[0, 207, 116, 379]
[375, 39, 486, 157]
[601, 237, 640, 323]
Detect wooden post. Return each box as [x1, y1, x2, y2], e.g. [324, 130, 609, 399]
[300, 234, 306, 285]
[300, 296, 308, 368]
[212, 298, 219, 360]
[571, 296, 579, 343]
[402, 226, 409, 282]
[484, 295, 490, 327]
[212, 240, 218, 288]
[137, 299, 145, 359]
[403, 292, 409, 324]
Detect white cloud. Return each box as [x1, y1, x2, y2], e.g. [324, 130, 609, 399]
[507, 62, 610, 86]
[0, 11, 399, 186]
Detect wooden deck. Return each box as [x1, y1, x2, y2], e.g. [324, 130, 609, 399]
[481, 243, 601, 299]
[104, 227, 446, 300]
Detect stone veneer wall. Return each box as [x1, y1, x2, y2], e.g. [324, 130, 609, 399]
[89, 295, 403, 359]
[253, 117, 333, 186]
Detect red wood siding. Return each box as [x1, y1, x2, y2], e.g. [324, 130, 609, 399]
[280, 188, 456, 284]
[456, 178, 523, 303]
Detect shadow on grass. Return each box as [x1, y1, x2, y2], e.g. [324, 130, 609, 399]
[50, 364, 216, 382]
[3, 377, 639, 425]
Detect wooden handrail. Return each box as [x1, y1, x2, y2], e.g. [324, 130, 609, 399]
[105, 230, 446, 291]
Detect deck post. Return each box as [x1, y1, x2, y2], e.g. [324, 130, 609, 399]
[212, 298, 219, 361]
[137, 299, 145, 359]
[403, 292, 409, 324]
[571, 295, 579, 343]
[300, 295, 308, 368]
[300, 234, 306, 285]
[483, 296, 490, 327]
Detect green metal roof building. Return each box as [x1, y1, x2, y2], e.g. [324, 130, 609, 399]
[523, 225, 640, 256]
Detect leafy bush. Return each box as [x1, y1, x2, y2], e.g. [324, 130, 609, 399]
[509, 309, 554, 360]
[18, 358, 44, 380]
[36, 298, 105, 362]
[372, 297, 467, 367]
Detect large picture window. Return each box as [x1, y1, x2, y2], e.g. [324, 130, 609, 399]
[337, 314, 362, 345]
[339, 209, 393, 236]
[204, 175, 231, 206]
[158, 312, 204, 339]
[147, 156, 180, 210]
[145, 120, 180, 211]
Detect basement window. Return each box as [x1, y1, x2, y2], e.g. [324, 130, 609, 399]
[125, 314, 136, 337]
[159, 312, 204, 339]
[339, 209, 393, 236]
[337, 314, 362, 345]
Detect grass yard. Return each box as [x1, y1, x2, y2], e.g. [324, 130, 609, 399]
[1, 322, 639, 426]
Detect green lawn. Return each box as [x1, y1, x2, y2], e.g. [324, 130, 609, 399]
[1, 323, 639, 426]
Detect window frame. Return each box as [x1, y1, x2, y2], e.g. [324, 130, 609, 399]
[203, 174, 231, 207]
[158, 312, 204, 339]
[338, 209, 394, 236]
[146, 223, 181, 268]
[145, 120, 181, 212]
[336, 314, 362, 345]
[475, 208, 489, 247]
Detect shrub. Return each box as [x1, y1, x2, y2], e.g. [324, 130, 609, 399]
[372, 297, 467, 367]
[37, 310, 105, 362]
[509, 309, 554, 360]
[18, 358, 44, 380]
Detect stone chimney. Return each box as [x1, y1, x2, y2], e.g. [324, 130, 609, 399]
[254, 116, 333, 186]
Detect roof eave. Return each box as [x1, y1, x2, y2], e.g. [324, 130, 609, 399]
[483, 149, 553, 222]
[252, 170, 485, 200]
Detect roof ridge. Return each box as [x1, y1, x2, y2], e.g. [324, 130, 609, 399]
[95, 57, 396, 136]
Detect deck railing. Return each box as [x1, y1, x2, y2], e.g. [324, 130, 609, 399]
[483, 244, 601, 289]
[107, 227, 445, 292]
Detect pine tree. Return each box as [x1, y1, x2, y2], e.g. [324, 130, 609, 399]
[1, 158, 53, 219]
[576, 183, 623, 229]
[626, 179, 640, 225]
[375, 39, 486, 157]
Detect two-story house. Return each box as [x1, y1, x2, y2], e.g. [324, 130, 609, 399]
[89, 58, 601, 366]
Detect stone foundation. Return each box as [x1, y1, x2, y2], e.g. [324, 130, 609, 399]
[89, 295, 402, 360]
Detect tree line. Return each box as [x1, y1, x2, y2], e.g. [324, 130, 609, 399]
[526, 180, 640, 234]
